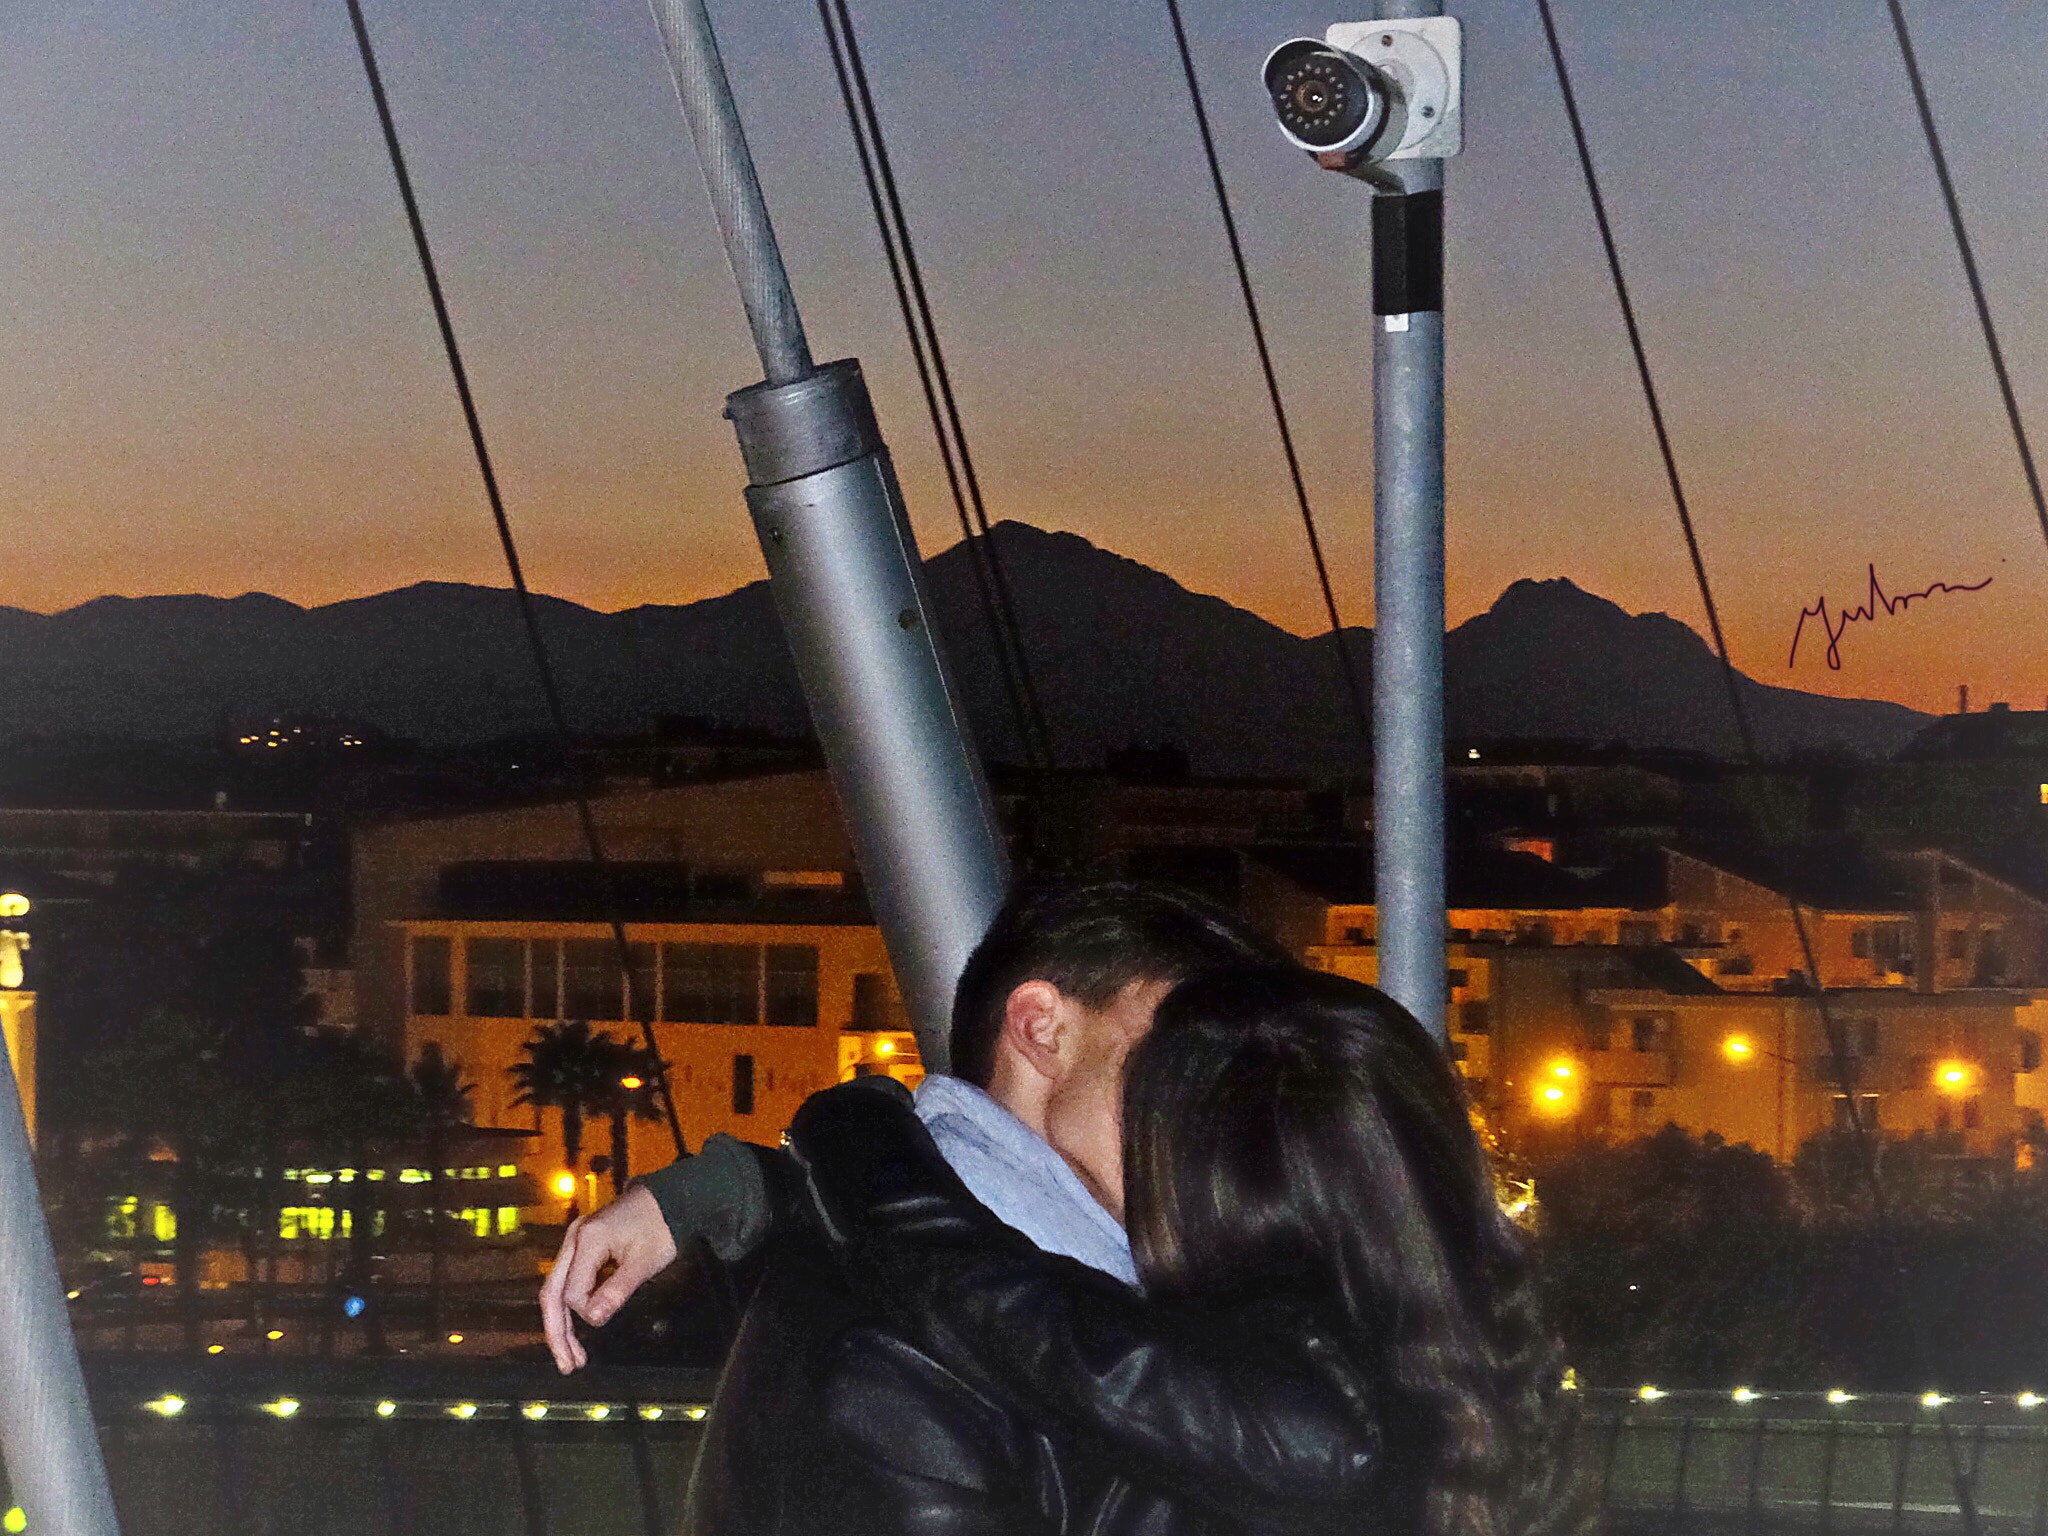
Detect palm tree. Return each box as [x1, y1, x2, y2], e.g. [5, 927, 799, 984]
[407, 1044, 474, 1336]
[594, 1041, 664, 1197]
[512, 1021, 610, 1210]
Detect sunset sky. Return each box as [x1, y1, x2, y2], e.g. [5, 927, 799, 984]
[1, 0, 2044, 717]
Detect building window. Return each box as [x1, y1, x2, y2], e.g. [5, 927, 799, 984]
[1343, 926, 1366, 945]
[1618, 921, 1659, 946]
[1631, 1089, 1657, 1125]
[1630, 1016, 1666, 1052]
[2020, 1031, 2041, 1074]
[733, 1054, 756, 1115]
[1447, 968, 1469, 990]
[1963, 1097, 1982, 1131]
[563, 939, 622, 1020]
[664, 944, 759, 1024]
[626, 942, 658, 1023]
[1857, 1018, 1880, 1056]
[1832, 1093, 1880, 1132]
[765, 946, 819, 1028]
[466, 938, 524, 1019]
[1460, 1000, 1492, 1036]
[1851, 928, 1870, 959]
[851, 972, 908, 1031]
[531, 941, 560, 1019]
[1946, 929, 1970, 962]
[411, 936, 452, 1017]
[2039, 784, 2048, 806]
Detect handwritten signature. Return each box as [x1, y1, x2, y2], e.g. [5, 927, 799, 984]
[1788, 565, 1993, 672]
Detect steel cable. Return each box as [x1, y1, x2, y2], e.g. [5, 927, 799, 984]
[343, 0, 686, 1159]
[1533, 5, 1981, 1527]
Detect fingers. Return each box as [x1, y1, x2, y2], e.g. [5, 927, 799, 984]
[540, 1220, 587, 1375]
[582, 1244, 663, 1328]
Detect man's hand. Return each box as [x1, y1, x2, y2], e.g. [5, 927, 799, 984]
[539, 1185, 677, 1374]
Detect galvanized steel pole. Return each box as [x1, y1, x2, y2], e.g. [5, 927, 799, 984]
[644, 0, 1008, 1068]
[1370, 0, 1449, 1041]
[0, 1037, 120, 1536]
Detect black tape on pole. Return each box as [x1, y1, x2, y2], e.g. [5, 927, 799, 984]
[1371, 189, 1443, 315]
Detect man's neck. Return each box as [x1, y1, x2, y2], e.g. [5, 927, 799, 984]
[980, 1061, 1115, 1217]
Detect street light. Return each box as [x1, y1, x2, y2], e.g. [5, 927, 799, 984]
[1533, 1057, 1580, 1119]
[1722, 1029, 1792, 1164]
[1933, 1060, 1976, 1095]
[550, 1171, 577, 1200]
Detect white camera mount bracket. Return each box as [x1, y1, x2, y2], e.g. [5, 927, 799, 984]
[1327, 17, 1463, 161]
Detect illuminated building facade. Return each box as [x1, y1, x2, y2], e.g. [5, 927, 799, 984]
[357, 772, 922, 1212]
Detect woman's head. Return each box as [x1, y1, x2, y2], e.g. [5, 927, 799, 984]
[1123, 964, 1582, 1536]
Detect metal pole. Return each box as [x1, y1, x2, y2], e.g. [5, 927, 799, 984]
[645, 0, 812, 386]
[0, 1037, 121, 1535]
[1369, 0, 1448, 1038]
[643, 0, 1008, 1067]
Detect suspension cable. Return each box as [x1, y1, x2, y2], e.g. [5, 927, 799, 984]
[1533, 5, 1980, 1523]
[342, 0, 685, 1159]
[1159, 0, 1371, 753]
[1880, 0, 2048, 558]
[811, 0, 1049, 774]
[814, 0, 1056, 772]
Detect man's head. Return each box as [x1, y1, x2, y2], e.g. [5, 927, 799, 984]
[951, 879, 1284, 1216]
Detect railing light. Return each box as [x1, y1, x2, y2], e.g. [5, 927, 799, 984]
[638, 1406, 663, 1421]
[262, 1398, 300, 1419]
[1637, 1385, 1666, 1402]
[686, 1406, 708, 1421]
[449, 1402, 478, 1420]
[207, 1344, 225, 1355]
[376, 1401, 397, 1418]
[523, 1403, 548, 1420]
[1731, 1387, 1758, 1404]
[1921, 1391, 1950, 1409]
[2022, 1393, 2044, 1410]
[1827, 1389, 1854, 1406]
[586, 1405, 612, 1421]
[144, 1395, 186, 1418]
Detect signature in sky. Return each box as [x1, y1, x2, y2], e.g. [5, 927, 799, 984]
[1788, 565, 1993, 672]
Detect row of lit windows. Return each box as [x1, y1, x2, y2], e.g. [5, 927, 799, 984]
[278, 1207, 520, 1241]
[281, 1165, 518, 1184]
[410, 936, 821, 1029]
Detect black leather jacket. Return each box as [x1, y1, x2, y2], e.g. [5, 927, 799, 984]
[696, 1080, 1421, 1536]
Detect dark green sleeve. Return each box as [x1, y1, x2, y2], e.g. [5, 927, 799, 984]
[633, 1134, 795, 1264]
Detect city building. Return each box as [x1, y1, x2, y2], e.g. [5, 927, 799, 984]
[356, 771, 921, 1213]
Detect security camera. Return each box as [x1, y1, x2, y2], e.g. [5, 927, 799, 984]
[1262, 39, 1389, 160]
[1264, 18, 1464, 172]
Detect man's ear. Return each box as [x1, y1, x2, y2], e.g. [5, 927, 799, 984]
[1000, 980, 1069, 1083]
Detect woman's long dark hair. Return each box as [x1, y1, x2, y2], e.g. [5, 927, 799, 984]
[1123, 964, 1585, 1536]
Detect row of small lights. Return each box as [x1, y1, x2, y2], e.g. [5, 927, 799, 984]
[1623, 1385, 2046, 1410]
[140, 1394, 709, 1422]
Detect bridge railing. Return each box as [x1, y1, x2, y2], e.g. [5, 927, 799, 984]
[1580, 1389, 2048, 1535]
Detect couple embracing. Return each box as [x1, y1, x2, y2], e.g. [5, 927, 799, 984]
[542, 880, 1586, 1536]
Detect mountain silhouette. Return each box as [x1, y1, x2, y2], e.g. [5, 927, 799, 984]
[0, 523, 1924, 772]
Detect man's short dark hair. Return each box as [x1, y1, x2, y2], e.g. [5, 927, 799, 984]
[948, 878, 1287, 1088]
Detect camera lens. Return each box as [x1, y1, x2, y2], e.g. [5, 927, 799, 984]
[1263, 43, 1382, 155]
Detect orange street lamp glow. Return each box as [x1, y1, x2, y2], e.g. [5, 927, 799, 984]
[1549, 1059, 1575, 1080]
[552, 1172, 578, 1198]
[1723, 1035, 1756, 1063]
[618, 1076, 645, 1091]
[1934, 1060, 1975, 1095]
[875, 1039, 896, 1056]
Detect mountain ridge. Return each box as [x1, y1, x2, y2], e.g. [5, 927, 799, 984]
[0, 521, 1927, 771]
